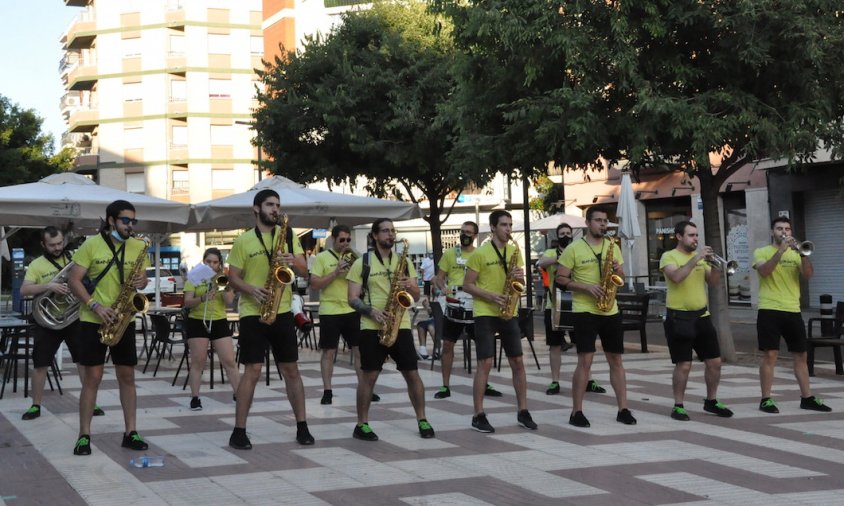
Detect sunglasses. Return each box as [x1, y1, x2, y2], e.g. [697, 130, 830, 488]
[336, 238, 351, 243]
[116, 217, 139, 226]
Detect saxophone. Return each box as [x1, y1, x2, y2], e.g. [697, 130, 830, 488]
[32, 261, 81, 330]
[378, 238, 415, 347]
[500, 236, 526, 320]
[259, 214, 295, 325]
[595, 236, 624, 312]
[99, 238, 150, 346]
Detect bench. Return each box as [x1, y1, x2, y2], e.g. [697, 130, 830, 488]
[617, 292, 650, 352]
[806, 301, 844, 376]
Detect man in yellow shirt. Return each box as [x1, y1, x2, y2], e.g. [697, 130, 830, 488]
[753, 216, 832, 414]
[556, 206, 636, 428]
[659, 221, 732, 421]
[226, 189, 314, 449]
[463, 210, 536, 433]
[67, 200, 150, 456]
[347, 219, 434, 441]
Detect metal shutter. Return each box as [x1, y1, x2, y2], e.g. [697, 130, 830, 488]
[804, 189, 844, 306]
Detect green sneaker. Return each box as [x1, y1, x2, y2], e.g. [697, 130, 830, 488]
[545, 382, 561, 395]
[670, 406, 690, 421]
[22, 405, 41, 421]
[800, 396, 832, 412]
[93, 405, 105, 416]
[418, 419, 435, 439]
[353, 423, 379, 441]
[434, 386, 451, 399]
[121, 431, 149, 451]
[73, 434, 91, 456]
[703, 399, 734, 417]
[759, 398, 779, 414]
[586, 380, 606, 394]
[484, 384, 503, 397]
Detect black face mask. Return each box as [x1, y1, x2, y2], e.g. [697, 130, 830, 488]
[558, 236, 572, 249]
[459, 233, 473, 247]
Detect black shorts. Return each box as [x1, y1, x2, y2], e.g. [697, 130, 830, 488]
[572, 312, 624, 354]
[76, 321, 137, 367]
[474, 316, 523, 360]
[319, 312, 360, 349]
[757, 309, 807, 352]
[238, 313, 298, 364]
[544, 308, 568, 346]
[31, 321, 79, 368]
[358, 329, 418, 372]
[442, 318, 474, 342]
[186, 318, 232, 340]
[664, 311, 721, 363]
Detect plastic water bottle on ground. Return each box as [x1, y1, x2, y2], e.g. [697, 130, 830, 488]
[129, 456, 164, 468]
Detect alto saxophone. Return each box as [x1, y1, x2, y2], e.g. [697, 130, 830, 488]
[379, 238, 415, 347]
[595, 236, 624, 312]
[99, 238, 150, 346]
[259, 214, 295, 325]
[500, 236, 526, 320]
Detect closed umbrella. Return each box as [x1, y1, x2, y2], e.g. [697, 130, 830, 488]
[616, 170, 641, 290]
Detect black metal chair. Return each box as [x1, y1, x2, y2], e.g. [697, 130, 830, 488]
[617, 292, 651, 352]
[806, 301, 844, 376]
[142, 313, 187, 378]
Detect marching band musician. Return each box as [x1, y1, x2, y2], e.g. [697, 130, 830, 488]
[182, 247, 240, 411]
[753, 216, 832, 414]
[21, 227, 105, 421]
[463, 210, 537, 434]
[346, 219, 435, 441]
[67, 200, 150, 456]
[660, 221, 733, 421]
[556, 206, 636, 428]
[225, 189, 314, 449]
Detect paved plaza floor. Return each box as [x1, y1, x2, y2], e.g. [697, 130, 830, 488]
[2, 324, 844, 505]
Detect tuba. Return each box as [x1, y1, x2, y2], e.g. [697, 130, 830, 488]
[99, 238, 150, 346]
[379, 238, 415, 347]
[259, 214, 295, 325]
[500, 236, 526, 320]
[32, 261, 81, 330]
[596, 236, 624, 312]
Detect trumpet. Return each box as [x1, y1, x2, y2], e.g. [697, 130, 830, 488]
[707, 253, 738, 275]
[785, 237, 814, 256]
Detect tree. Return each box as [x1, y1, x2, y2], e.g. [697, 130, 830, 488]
[0, 94, 74, 186]
[255, 0, 491, 259]
[435, 0, 844, 360]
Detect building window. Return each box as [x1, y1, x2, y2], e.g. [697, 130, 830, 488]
[126, 173, 145, 193]
[210, 125, 232, 145]
[212, 169, 234, 190]
[170, 79, 186, 101]
[250, 36, 263, 55]
[208, 79, 231, 98]
[171, 170, 189, 195]
[645, 198, 692, 285]
[208, 34, 229, 54]
[123, 37, 142, 58]
[169, 34, 185, 56]
[124, 127, 143, 149]
[124, 82, 142, 102]
[171, 125, 188, 146]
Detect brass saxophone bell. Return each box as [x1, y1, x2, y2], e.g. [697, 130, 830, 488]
[610, 274, 624, 287]
[274, 266, 295, 285]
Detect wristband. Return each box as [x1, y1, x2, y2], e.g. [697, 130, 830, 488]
[86, 298, 97, 308]
[90, 302, 100, 311]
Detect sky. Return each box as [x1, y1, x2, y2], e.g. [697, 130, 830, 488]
[0, 2, 80, 152]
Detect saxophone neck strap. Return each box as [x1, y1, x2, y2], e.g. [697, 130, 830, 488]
[582, 237, 605, 273]
[254, 226, 276, 264]
[101, 231, 127, 284]
[491, 242, 508, 275]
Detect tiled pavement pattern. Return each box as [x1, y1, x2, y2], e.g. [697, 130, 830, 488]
[2, 332, 844, 505]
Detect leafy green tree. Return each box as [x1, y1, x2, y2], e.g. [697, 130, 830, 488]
[435, 0, 844, 360]
[255, 0, 488, 259]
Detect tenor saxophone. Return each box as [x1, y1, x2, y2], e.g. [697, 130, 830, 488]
[99, 238, 150, 346]
[259, 214, 295, 325]
[379, 238, 415, 347]
[595, 236, 624, 312]
[500, 236, 526, 320]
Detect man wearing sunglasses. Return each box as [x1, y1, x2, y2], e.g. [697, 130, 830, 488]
[68, 200, 150, 456]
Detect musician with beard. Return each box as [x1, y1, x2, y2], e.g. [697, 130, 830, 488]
[225, 189, 314, 449]
[20, 227, 105, 421]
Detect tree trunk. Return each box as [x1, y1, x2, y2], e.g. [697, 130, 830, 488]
[698, 167, 737, 362]
[426, 199, 444, 265]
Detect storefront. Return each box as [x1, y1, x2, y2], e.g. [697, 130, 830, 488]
[722, 192, 751, 305]
[644, 197, 691, 285]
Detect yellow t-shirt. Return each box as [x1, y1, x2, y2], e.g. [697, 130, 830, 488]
[659, 249, 711, 313]
[754, 245, 802, 313]
[311, 249, 354, 316]
[72, 235, 151, 324]
[438, 246, 475, 288]
[347, 251, 418, 331]
[184, 280, 227, 321]
[227, 226, 305, 317]
[25, 255, 70, 285]
[541, 247, 564, 310]
[466, 241, 524, 318]
[558, 238, 623, 315]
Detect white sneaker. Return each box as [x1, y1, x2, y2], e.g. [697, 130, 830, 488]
[418, 346, 429, 359]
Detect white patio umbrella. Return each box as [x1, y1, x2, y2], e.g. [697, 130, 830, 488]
[511, 213, 618, 232]
[616, 169, 642, 290]
[188, 175, 422, 231]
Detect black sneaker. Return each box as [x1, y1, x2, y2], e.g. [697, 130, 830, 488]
[616, 409, 637, 425]
[320, 390, 333, 405]
[703, 399, 733, 417]
[545, 382, 560, 395]
[434, 386, 451, 399]
[569, 410, 590, 428]
[671, 406, 690, 421]
[121, 431, 149, 451]
[353, 423, 379, 441]
[190, 397, 202, 411]
[22, 405, 41, 421]
[586, 380, 607, 394]
[229, 429, 252, 450]
[561, 342, 575, 352]
[517, 410, 538, 430]
[296, 425, 315, 445]
[73, 434, 91, 456]
[800, 396, 832, 412]
[471, 413, 495, 433]
[418, 419, 435, 439]
[484, 384, 503, 397]
[371, 393, 381, 402]
[759, 398, 780, 414]
[93, 405, 105, 416]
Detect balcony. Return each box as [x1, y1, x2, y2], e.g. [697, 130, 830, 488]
[68, 61, 98, 90]
[61, 131, 93, 150]
[65, 0, 92, 6]
[167, 99, 187, 117]
[63, 10, 96, 50]
[69, 108, 99, 133]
